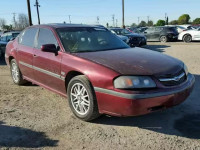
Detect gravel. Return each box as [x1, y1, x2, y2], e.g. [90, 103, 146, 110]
[0, 42, 200, 150]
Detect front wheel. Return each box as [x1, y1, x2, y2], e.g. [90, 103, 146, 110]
[10, 59, 27, 85]
[183, 34, 192, 43]
[67, 75, 100, 121]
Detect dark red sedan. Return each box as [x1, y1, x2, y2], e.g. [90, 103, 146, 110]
[5, 24, 195, 121]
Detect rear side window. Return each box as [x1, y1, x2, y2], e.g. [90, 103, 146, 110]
[37, 28, 58, 49]
[19, 28, 38, 47]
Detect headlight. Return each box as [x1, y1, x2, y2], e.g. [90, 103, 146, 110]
[184, 64, 189, 75]
[114, 76, 156, 89]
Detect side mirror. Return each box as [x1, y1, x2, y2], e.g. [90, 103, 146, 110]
[41, 44, 59, 54]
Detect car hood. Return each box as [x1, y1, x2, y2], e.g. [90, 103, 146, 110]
[74, 48, 183, 76]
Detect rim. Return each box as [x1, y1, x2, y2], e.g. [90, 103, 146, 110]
[11, 62, 19, 83]
[70, 83, 90, 115]
[161, 36, 167, 42]
[185, 35, 192, 42]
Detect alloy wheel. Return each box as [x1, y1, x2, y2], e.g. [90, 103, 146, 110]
[70, 83, 90, 115]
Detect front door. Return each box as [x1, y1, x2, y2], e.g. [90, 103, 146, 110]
[33, 28, 64, 92]
[17, 28, 38, 80]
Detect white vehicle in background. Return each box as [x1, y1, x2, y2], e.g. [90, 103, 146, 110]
[178, 28, 200, 42]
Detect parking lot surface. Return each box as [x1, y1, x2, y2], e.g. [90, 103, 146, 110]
[0, 42, 200, 150]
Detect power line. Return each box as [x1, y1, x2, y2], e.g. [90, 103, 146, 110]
[34, 0, 41, 24]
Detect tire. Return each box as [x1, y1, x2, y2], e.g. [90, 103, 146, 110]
[67, 75, 100, 121]
[183, 34, 192, 43]
[160, 36, 168, 43]
[0, 47, 2, 58]
[10, 59, 27, 85]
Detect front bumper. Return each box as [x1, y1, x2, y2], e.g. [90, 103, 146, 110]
[95, 74, 195, 116]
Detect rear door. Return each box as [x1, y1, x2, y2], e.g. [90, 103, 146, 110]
[144, 28, 154, 41]
[17, 28, 38, 80]
[33, 27, 63, 92]
[153, 27, 163, 41]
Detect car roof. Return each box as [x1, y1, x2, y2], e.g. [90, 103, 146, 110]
[31, 23, 103, 29]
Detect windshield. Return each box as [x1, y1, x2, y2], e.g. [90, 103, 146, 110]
[57, 27, 129, 53]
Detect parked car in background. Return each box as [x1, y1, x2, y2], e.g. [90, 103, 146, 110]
[5, 24, 194, 121]
[178, 28, 200, 42]
[110, 28, 146, 47]
[117, 35, 129, 44]
[143, 26, 179, 42]
[134, 27, 148, 34]
[0, 31, 20, 57]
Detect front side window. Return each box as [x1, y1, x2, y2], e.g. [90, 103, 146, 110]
[37, 28, 58, 49]
[19, 28, 38, 47]
[57, 27, 129, 53]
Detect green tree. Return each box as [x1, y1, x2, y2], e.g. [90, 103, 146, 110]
[178, 14, 191, 25]
[147, 20, 153, 26]
[130, 23, 137, 28]
[156, 20, 165, 26]
[193, 18, 200, 25]
[169, 20, 178, 25]
[138, 21, 147, 27]
[2, 25, 13, 31]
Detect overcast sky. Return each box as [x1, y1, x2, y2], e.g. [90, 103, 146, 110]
[0, 0, 199, 26]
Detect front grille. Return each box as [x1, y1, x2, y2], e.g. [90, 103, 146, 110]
[158, 70, 187, 86]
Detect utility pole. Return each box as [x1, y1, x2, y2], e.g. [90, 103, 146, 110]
[147, 16, 150, 23]
[138, 17, 140, 25]
[27, 0, 32, 26]
[97, 16, 99, 24]
[12, 13, 16, 28]
[122, 0, 125, 28]
[112, 14, 115, 27]
[69, 15, 71, 24]
[34, 0, 41, 25]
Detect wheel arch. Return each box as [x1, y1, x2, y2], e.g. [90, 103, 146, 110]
[8, 56, 15, 65]
[65, 71, 84, 90]
[183, 33, 192, 40]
